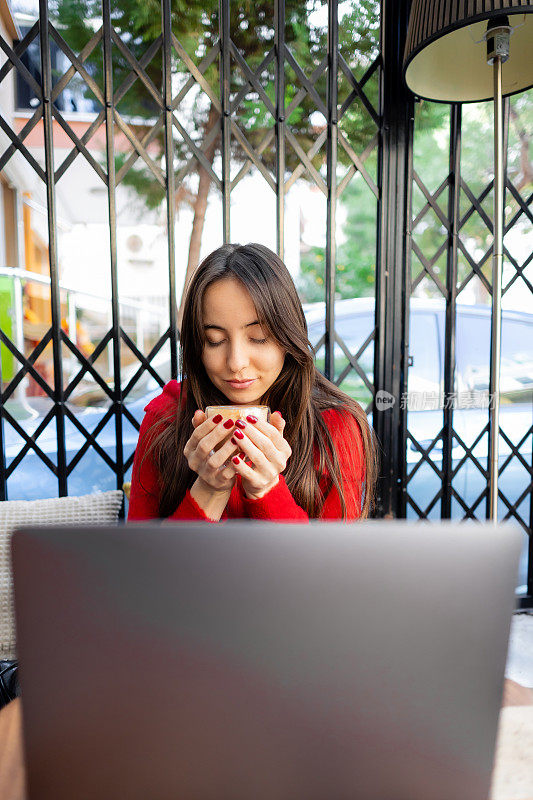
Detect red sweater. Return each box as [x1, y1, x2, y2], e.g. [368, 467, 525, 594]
[127, 380, 365, 523]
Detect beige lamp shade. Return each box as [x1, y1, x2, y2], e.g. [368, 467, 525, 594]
[404, 1, 533, 102]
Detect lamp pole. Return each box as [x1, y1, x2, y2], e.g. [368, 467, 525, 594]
[486, 18, 510, 521]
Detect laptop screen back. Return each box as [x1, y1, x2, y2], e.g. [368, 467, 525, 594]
[12, 520, 521, 800]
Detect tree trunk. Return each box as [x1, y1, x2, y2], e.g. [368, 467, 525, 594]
[177, 103, 220, 334]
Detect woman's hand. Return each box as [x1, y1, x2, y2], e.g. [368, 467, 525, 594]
[184, 410, 240, 492]
[229, 411, 292, 500]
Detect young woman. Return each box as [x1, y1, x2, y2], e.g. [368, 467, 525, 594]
[128, 243, 377, 523]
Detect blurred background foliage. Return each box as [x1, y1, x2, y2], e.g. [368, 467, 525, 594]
[51, 0, 532, 305]
[299, 93, 532, 303]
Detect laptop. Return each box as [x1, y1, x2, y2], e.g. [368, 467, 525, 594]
[12, 520, 521, 800]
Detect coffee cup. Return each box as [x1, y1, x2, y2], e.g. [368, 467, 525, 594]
[205, 405, 270, 455]
[205, 405, 270, 423]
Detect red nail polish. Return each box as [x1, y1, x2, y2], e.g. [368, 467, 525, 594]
[223, 419, 234, 429]
[274, 410, 284, 420]
[232, 456, 240, 465]
[231, 436, 237, 445]
[239, 452, 245, 459]
[234, 429, 244, 439]
[212, 414, 223, 424]
[235, 419, 246, 429]
[246, 415, 258, 423]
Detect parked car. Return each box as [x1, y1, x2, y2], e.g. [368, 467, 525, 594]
[307, 298, 532, 594]
[3, 299, 531, 591]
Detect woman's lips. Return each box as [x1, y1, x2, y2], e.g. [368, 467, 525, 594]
[226, 379, 256, 388]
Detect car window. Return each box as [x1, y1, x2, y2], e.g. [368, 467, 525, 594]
[408, 313, 441, 396]
[455, 313, 490, 394]
[500, 319, 533, 401]
[309, 313, 374, 406]
[456, 313, 533, 403]
[309, 313, 374, 357]
[335, 315, 375, 372]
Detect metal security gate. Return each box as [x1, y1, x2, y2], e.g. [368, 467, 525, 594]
[0, 0, 531, 603]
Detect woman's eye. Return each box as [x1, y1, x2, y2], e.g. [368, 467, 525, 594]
[206, 338, 268, 347]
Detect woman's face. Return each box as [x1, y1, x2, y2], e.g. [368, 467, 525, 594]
[201, 277, 286, 406]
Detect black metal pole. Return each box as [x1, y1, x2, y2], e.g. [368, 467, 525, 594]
[527, 510, 533, 608]
[374, 0, 414, 518]
[219, 0, 231, 243]
[275, 0, 285, 260]
[102, 0, 123, 493]
[39, 0, 67, 495]
[398, 96, 414, 521]
[325, 0, 338, 383]
[442, 103, 461, 519]
[162, 0, 178, 373]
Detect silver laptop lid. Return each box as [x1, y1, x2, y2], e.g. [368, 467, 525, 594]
[13, 520, 521, 800]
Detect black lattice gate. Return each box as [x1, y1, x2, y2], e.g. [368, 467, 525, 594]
[0, 0, 530, 603]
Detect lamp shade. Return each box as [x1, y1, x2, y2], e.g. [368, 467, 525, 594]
[404, 1, 533, 102]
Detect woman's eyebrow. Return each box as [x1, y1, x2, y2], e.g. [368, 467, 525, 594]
[203, 320, 261, 331]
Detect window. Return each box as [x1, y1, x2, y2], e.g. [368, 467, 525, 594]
[456, 311, 533, 403]
[408, 312, 441, 396]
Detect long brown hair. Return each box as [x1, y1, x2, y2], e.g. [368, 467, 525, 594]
[145, 243, 377, 519]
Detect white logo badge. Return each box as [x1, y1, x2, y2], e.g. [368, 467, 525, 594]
[375, 390, 396, 411]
